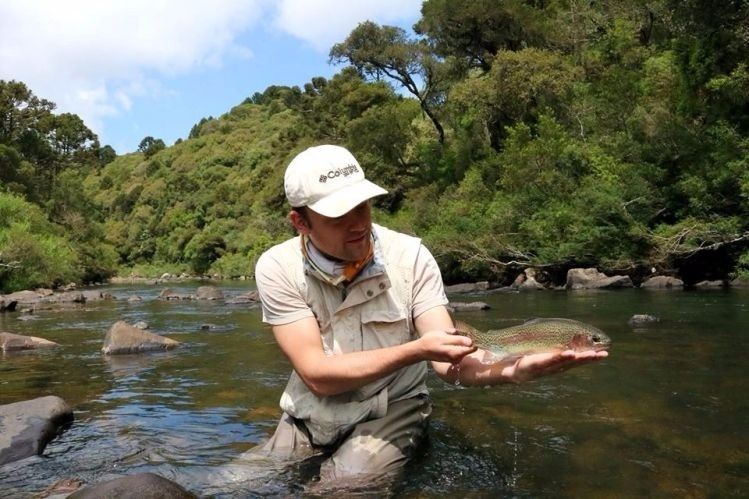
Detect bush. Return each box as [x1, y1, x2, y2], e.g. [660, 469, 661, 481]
[0, 223, 80, 292]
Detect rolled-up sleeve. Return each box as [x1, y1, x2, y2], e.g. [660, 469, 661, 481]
[411, 244, 449, 318]
[255, 251, 314, 326]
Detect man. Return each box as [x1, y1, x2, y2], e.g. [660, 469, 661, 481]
[254, 144, 606, 481]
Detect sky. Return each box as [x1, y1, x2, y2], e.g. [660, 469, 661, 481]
[0, 0, 423, 153]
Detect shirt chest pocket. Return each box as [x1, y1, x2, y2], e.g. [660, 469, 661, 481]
[360, 303, 410, 350]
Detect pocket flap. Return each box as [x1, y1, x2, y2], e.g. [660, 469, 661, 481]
[360, 306, 406, 324]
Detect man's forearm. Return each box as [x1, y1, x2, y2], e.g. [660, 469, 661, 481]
[299, 341, 424, 397]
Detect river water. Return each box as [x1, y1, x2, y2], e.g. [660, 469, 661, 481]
[0, 282, 747, 497]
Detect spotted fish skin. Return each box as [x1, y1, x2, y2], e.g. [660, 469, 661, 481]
[454, 318, 611, 358]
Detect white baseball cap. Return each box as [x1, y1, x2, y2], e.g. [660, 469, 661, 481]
[284, 145, 388, 218]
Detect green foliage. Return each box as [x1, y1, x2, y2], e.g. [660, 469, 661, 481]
[98, 145, 116, 166]
[737, 250, 749, 279]
[0, 192, 80, 292]
[138, 136, 166, 158]
[4, 1, 747, 288]
[330, 21, 448, 142]
[416, 0, 548, 71]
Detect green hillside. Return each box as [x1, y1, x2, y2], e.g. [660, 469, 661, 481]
[2, 1, 748, 292]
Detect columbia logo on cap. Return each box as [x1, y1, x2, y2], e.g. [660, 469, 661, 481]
[319, 164, 360, 183]
[284, 145, 387, 218]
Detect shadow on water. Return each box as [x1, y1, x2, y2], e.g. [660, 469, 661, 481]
[1, 284, 748, 497]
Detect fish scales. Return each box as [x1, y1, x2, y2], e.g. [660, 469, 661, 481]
[454, 317, 611, 358]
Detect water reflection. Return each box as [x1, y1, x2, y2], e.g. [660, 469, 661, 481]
[0, 284, 747, 497]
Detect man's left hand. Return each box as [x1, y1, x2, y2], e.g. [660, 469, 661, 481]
[492, 349, 609, 383]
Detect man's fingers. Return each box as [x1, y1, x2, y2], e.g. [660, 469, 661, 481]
[448, 333, 474, 348]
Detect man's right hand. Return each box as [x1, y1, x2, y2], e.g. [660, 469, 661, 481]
[416, 329, 477, 363]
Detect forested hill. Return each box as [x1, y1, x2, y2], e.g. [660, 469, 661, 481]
[1, 1, 748, 293]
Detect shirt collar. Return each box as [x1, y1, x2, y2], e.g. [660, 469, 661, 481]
[301, 227, 385, 286]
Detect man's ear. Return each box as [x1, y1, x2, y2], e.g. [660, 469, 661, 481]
[289, 210, 311, 235]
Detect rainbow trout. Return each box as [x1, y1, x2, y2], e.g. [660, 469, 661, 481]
[454, 318, 611, 359]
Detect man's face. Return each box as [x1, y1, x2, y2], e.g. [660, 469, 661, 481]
[290, 202, 372, 262]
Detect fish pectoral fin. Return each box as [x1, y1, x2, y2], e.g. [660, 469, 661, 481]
[477, 349, 516, 366]
[479, 350, 502, 365]
[453, 320, 483, 339]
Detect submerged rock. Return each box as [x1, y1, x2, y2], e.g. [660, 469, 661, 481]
[448, 301, 491, 312]
[0, 332, 59, 351]
[0, 396, 73, 465]
[0, 289, 113, 312]
[196, 285, 224, 300]
[225, 290, 260, 305]
[159, 288, 194, 300]
[81, 290, 114, 301]
[102, 321, 180, 355]
[640, 276, 684, 289]
[69, 473, 197, 499]
[628, 314, 659, 326]
[444, 281, 490, 293]
[693, 280, 726, 289]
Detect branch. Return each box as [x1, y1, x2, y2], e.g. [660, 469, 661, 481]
[672, 232, 749, 257]
[0, 252, 21, 270]
[651, 228, 749, 260]
[434, 241, 535, 270]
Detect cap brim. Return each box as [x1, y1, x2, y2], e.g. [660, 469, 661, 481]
[307, 179, 388, 218]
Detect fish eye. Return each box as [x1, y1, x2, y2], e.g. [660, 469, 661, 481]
[592, 335, 601, 342]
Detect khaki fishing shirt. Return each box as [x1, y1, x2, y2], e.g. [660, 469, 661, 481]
[255, 224, 448, 446]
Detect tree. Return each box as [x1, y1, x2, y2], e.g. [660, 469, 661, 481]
[330, 21, 448, 143]
[305, 68, 395, 142]
[0, 80, 55, 146]
[48, 113, 97, 156]
[449, 48, 581, 150]
[188, 116, 214, 139]
[138, 136, 166, 158]
[415, 0, 547, 72]
[98, 145, 116, 166]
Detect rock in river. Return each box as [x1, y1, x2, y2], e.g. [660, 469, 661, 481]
[0, 332, 59, 352]
[102, 320, 180, 355]
[0, 396, 73, 465]
[566, 268, 633, 290]
[69, 473, 197, 499]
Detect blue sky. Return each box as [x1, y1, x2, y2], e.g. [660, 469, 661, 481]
[0, 1, 423, 153]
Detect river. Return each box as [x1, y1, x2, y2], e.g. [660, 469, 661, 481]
[1, 282, 747, 497]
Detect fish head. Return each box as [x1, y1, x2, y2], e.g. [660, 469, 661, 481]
[569, 326, 611, 351]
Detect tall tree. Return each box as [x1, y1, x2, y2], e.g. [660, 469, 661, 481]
[0, 80, 56, 146]
[415, 0, 547, 72]
[48, 113, 97, 156]
[330, 21, 448, 143]
[138, 136, 166, 158]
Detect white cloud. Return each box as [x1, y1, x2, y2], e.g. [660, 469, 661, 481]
[0, 0, 265, 138]
[0, 0, 422, 148]
[274, 0, 423, 52]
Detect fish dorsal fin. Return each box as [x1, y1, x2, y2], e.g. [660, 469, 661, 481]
[453, 320, 483, 340]
[522, 317, 579, 326]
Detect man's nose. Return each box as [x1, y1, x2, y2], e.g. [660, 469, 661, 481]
[347, 214, 366, 232]
[345, 208, 368, 231]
